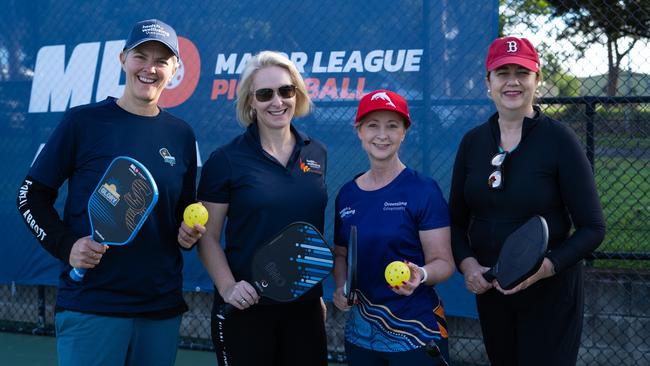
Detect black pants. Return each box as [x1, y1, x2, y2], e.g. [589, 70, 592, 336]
[476, 263, 584, 366]
[211, 298, 328, 366]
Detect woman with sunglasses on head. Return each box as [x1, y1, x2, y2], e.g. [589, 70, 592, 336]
[16, 19, 202, 366]
[332, 90, 455, 366]
[197, 51, 328, 366]
[449, 36, 605, 366]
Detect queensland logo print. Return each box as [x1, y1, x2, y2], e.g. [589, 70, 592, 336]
[371, 91, 396, 108]
[506, 41, 518, 53]
[339, 206, 356, 219]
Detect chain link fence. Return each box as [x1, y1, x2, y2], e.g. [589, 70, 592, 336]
[1, 0, 649, 364]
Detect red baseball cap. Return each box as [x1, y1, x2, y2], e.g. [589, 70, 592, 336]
[355, 89, 411, 128]
[486, 36, 540, 72]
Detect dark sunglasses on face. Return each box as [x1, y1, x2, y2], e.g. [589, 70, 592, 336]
[252, 85, 296, 102]
[488, 151, 507, 189]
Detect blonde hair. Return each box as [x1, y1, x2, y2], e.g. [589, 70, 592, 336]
[236, 51, 312, 127]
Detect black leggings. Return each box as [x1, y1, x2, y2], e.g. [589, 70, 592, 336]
[211, 298, 328, 366]
[477, 263, 584, 366]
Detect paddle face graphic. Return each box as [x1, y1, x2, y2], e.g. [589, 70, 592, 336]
[216, 222, 333, 319]
[69, 157, 158, 281]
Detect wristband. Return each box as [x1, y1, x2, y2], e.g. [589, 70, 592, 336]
[419, 266, 428, 284]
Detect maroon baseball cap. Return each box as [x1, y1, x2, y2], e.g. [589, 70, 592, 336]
[355, 90, 411, 128]
[486, 36, 540, 72]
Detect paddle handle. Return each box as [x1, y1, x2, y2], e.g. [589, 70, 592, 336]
[482, 270, 495, 283]
[69, 267, 86, 281]
[215, 303, 236, 320]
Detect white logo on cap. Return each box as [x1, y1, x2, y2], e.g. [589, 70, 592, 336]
[506, 41, 518, 53]
[371, 92, 396, 108]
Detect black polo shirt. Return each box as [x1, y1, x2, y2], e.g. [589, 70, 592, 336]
[198, 122, 327, 305]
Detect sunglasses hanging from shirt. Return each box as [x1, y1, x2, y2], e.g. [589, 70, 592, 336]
[488, 151, 508, 189]
[253, 85, 296, 102]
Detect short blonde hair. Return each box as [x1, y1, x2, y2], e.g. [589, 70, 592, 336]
[236, 51, 312, 127]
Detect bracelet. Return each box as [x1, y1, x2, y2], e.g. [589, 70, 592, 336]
[419, 266, 428, 284]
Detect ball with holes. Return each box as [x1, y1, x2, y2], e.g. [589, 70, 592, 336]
[384, 261, 411, 287]
[183, 202, 209, 227]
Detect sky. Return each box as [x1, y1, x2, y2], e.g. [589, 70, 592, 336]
[509, 18, 650, 78]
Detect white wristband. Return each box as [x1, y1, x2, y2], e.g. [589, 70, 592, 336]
[419, 266, 428, 284]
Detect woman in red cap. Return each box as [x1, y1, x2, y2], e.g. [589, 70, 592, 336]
[332, 89, 455, 365]
[449, 36, 605, 365]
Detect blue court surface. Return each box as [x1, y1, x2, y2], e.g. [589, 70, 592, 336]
[0, 332, 346, 365]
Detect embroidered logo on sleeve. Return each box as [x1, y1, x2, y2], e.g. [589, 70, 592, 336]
[339, 207, 356, 219]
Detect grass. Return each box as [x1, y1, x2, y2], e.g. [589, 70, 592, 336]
[593, 156, 650, 269]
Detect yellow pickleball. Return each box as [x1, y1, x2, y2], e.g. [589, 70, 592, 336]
[183, 202, 209, 227]
[385, 261, 411, 287]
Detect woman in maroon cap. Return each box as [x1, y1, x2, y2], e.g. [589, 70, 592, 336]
[449, 36, 605, 365]
[332, 89, 454, 365]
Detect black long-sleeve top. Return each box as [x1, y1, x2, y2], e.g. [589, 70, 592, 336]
[449, 107, 605, 274]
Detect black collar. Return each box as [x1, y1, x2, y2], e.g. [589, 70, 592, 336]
[488, 105, 542, 151]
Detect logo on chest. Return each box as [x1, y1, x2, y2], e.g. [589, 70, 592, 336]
[159, 148, 176, 166]
[383, 201, 407, 211]
[299, 158, 323, 175]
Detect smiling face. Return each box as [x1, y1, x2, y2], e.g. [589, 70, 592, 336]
[120, 41, 178, 106]
[249, 65, 296, 131]
[357, 110, 407, 163]
[487, 64, 539, 115]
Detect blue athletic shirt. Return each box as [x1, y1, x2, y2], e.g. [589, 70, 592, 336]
[198, 122, 327, 306]
[334, 168, 450, 352]
[28, 97, 197, 316]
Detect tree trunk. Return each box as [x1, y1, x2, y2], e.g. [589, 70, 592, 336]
[606, 39, 619, 97]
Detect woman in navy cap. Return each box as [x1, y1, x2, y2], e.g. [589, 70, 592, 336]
[16, 18, 202, 366]
[449, 36, 605, 365]
[332, 89, 455, 365]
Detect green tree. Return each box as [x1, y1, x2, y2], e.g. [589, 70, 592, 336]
[537, 42, 581, 97]
[502, 0, 650, 96]
[547, 0, 649, 96]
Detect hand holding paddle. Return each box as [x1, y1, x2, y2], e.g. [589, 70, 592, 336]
[69, 157, 158, 282]
[216, 222, 333, 319]
[482, 215, 549, 291]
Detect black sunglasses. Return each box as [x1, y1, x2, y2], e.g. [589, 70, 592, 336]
[252, 85, 296, 102]
[488, 151, 507, 190]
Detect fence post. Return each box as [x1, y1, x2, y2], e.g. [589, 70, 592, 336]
[585, 100, 596, 172]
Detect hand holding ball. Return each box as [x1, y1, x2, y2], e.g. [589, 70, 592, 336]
[183, 202, 209, 227]
[385, 261, 411, 287]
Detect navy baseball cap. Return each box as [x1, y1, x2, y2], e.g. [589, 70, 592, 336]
[123, 19, 180, 59]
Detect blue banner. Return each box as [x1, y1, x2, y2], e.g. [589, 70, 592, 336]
[1, 0, 499, 318]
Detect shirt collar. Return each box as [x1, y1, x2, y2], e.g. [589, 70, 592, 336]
[488, 105, 542, 150]
[246, 122, 312, 148]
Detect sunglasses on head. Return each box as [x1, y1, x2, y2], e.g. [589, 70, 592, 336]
[252, 85, 296, 102]
[488, 151, 507, 190]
